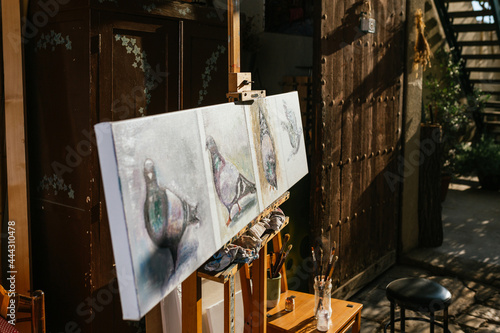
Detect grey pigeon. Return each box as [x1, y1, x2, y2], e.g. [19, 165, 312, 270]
[259, 105, 278, 190]
[206, 136, 256, 226]
[143, 159, 199, 267]
[281, 100, 302, 159]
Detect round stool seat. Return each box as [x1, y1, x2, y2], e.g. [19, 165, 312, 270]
[386, 278, 452, 312]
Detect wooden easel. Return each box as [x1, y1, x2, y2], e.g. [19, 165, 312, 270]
[181, 2, 277, 332]
[183, 192, 290, 333]
[147, 2, 277, 332]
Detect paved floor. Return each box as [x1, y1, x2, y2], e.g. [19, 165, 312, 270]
[349, 179, 500, 332]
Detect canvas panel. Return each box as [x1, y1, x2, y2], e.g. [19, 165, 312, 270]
[271, 92, 309, 187]
[200, 103, 262, 245]
[111, 110, 218, 317]
[247, 98, 289, 209]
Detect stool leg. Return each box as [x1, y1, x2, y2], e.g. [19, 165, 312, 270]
[390, 301, 395, 333]
[400, 306, 405, 333]
[444, 306, 449, 333]
[430, 311, 434, 333]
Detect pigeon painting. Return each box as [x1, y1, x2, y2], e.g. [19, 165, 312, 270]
[281, 100, 302, 159]
[143, 158, 199, 268]
[259, 105, 278, 190]
[206, 135, 256, 226]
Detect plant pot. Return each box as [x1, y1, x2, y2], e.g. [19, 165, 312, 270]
[478, 173, 500, 191]
[267, 273, 281, 308]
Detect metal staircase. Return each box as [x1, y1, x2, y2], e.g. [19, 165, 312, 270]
[434, 0, 500, 140]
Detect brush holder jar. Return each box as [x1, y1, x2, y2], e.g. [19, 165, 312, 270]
[314, 276, 332, 332]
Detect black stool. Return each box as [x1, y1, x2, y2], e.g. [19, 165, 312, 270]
[384, 278, 452, 333]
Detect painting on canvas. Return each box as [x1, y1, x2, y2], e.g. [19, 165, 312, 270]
[271, 92, 308, 187]
[247, 98, 289, 209]
[111, 110, 218, 315]
[200, 104, 261, 244]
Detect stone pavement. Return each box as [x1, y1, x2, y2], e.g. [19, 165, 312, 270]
[348, 179, 500, 332]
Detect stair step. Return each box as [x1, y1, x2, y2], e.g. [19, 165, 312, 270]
[452, 24, 497, 32]
[471, 79, 500, 83]
[482, 90, 500, 95]
[485, 120, 500, 125]
[463, 54, 500, 59]
[448, 10, 493, 18]
[483, 110, 500, 115]
[486, 127, 500, 134]
[485, 102, 500, 108]
[458, 40, 499, 46]
[466, 67, 500, 72]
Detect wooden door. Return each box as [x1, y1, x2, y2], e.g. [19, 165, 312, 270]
[92, 12, 181, 332]
[182, 20, 228, 109]
[25, 9, 94, 332]
[312, 0, 405, 297]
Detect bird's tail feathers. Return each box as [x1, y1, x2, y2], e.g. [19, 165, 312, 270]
[240, 174, 257, 194]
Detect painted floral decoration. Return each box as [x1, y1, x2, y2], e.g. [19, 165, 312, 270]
[35, 30, 72, 52]
[143, 3, 156, 12]
[38, 174, 75, 199]
[115, 33, 157, 115]
[198, 45, 226, 105]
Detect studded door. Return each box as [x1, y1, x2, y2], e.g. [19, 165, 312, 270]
[312, 0, 406, 296]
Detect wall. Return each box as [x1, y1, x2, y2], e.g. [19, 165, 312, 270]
[401, 0, 424, 253]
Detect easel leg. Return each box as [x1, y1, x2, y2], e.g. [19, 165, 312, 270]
[145, 304, 163, 333]
[251, 243, 267, 333]
[182, 272, 202, 333]
[239, 264, 253, 333]
[271, 232, 288, 292]
[224, 275, 235, 333]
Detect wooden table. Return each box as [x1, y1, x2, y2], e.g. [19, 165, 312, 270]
[267, 290, 362, 333]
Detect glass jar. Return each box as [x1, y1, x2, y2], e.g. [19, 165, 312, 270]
[285, 295, 295, 312]
[314, 276, 332, 332]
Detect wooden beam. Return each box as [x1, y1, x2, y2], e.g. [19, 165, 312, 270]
[224, 274, 235, 333]
[227, 0, 240, 75]
[251, 243, 267, 333]
[1, 0, 31, 297]
[239, 264, 252, 333]
[145, 304, 163, 333]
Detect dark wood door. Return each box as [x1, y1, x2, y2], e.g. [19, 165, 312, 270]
[91, 13, 181, 331]
[183, 20, 228, 109]
[25, 10, 94, 332]
[312, 0, 405, 297]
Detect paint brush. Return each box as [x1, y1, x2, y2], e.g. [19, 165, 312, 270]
[329, 241, 337, 263]
[325, 241, 337, 281]
[326, 256, 338, 282]
[311, 246, 317, 276]
[273, 234, 290, 275]
[319, 247, 324, 280]
[273, 244, 292, 278]
[281, 234, 291, 251]
[323, 249, 335, 283]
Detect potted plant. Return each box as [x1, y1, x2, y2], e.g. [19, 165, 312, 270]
[423, 48, 486, 199]
[424, 49, 476, 175]
[455, 136, 500, 191]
